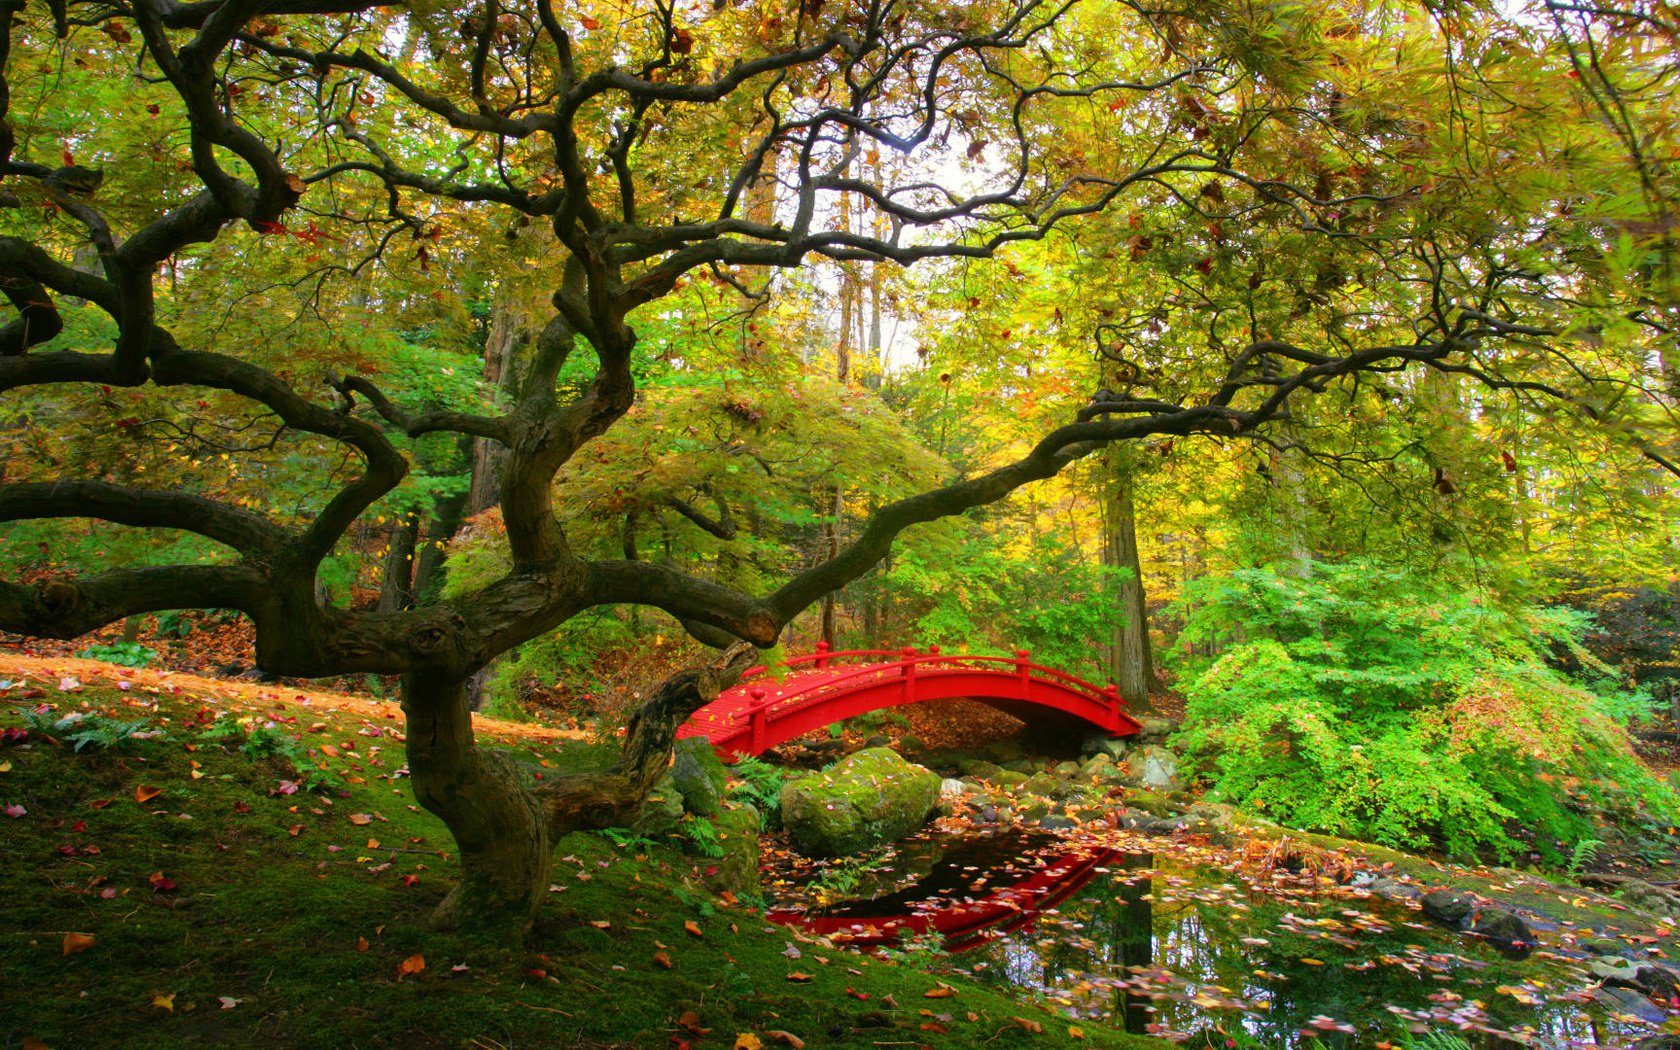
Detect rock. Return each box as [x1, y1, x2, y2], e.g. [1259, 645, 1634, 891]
[1036, 815, 1078, 830]
[1079, 754, 1113, 778]
[1421, 889, 1476, 926]
[1133, 715, 1179, 741]
[984, 738, 1025, 763]
[1470, 908, 1534, 951]
[1132, 746, 1181, 791]
[977, 805, 1000, 823]
[1632, 1035, 1680, 1050]
[1019, 797, 1054, 822]
[671, 737, 728, 817]
[1593, 957, 1680, 997]
[989, 769, 1030, 789]
[1367, 877, 1423, 902]
[940, 778, 967, 797]
[863, 734, 890, 749]
[1053, 760, 1082, 777]
[1594, 985, 1668, 1024]
[631, 774, 685, 838]
[700, 805, 762, 896]
[957, 758, 1002, 780]
[1122, 790, 1180, 818]
[1081, 733, 1130, 760]
[1583, 937, 1636, 957]
[1022, 772, 1061, 797]
[780, 747, 940, 857]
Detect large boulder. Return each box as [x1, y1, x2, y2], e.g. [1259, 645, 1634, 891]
[780, 748, 940, 857]
[671, 737, 728, 817]
[631, 774, 685, 838]
[1130, 746, 1181, 791]
[699, 805, 762, 897]
[1421, 889, 1476, 926]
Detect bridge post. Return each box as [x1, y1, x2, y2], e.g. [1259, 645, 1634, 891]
[1015, 649, 1031, 694]
[749, 687, 768, 754]
[1104, 684, 1121, 721]
[901, 646, 917, 704]
[814, 640, 831, 670]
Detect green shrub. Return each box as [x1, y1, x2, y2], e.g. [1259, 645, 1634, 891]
[1173, 562, 1676, 861]
[74, 641, 157, 668]
[726, 755, 791, 829]
[18, 708, 166, 752]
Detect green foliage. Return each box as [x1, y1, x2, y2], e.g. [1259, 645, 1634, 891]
[478, 614, 641, 718]
[1173, 562, 1677, 860]
[868, 530, 1126, 682]
[679, 815, 725, 859]
[18, 708, 166, 753]
[74, 641, 157, 668]
[726, 755, 792, 830]
[196, 717, 344, 793]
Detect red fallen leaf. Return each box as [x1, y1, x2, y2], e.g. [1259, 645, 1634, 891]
[397, 953, 425, 977]
[56, 845, 76, 856]
[99, 887, 117, 899]
[62, 931, 95, 955]
[677, 1011, 710, 1036]
[684, 920, 703, 937]
[287, 824, 303, 836]
[148, 871, 178, 893]
[400, 875, 419, 887]
[786, 972, 814, 982]
[845, 987, 869, 1001]
[233, 801, 250, 814]
[134, 785, 162, 803]
[653, 951, 673, 969]
[71, 820, 85, 832]
[4, 803, 24, 818]
[356, 936, 369, 952]
[920, 1023, 949, 1034]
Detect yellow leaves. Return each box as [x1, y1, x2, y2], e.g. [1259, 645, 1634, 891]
[732, 1035, 762, 1050]
[924, 983, 957, 998]
[61, 932, 95, 956]
[348, 813, 372, 825]
[134, 784, 162, 803]
[397, 953, 425, 978]
[1068, 1026, 1085, 1040]
[151, 993, 175, 1012]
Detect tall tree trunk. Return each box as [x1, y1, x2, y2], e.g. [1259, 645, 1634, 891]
[410, 484, 469, 603]
[468, 293, 533, 515]
[403, 673, 552, 935]
[1102, 447, 1157, 712]
[820, 228, 858, 648]
[378, 512, 420, 612]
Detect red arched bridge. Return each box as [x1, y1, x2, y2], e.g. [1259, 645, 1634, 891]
[678, 644, 1142, 759]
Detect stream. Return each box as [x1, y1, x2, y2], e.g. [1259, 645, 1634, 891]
[764, 824, 1675, 1048]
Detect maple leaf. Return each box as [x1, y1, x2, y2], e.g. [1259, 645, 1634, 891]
[62, 932, 95, 955]
[152, 993, 175, 1012]
[134, 784, 162, 803]
[397, 953, 425, 977]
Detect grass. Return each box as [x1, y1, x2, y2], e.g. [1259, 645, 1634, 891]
[0, 673, 1170, 1050]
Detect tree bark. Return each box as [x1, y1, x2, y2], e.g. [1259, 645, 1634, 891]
[378, 512, 420, 612]
[1102, 446, 1157, 712]
[467, 293, 533, 515]
[402, 673, 551, 935]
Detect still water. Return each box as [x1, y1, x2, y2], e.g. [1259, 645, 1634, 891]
[767, 826, 1666, 1048]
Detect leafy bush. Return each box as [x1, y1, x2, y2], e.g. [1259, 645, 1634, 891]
[18, 708, 166, 752]
[74, 641, 157, 668]
[1172, 562, 1676, 860]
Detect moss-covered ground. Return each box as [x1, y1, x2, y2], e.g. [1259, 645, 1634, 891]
[0, 662, 1170, 1050]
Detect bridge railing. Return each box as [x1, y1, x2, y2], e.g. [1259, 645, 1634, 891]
[730, 642, 1127, 729]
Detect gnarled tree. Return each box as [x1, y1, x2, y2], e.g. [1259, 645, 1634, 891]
[0, 0, 1669, 933]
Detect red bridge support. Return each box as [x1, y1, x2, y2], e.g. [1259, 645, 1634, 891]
[678, 643, 1142, 759]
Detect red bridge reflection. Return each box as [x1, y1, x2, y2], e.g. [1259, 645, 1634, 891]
[767, 839, 1121, 952]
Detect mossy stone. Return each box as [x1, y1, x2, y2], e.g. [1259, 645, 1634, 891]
[780, 747, 939, 857]
[671, 736, 728, 817]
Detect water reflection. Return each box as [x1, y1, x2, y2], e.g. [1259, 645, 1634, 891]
[768, 828, 1659, 1049]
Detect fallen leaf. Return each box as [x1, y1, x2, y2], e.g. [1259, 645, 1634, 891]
[397, 953, 425, 977]
[920, 1022, 949, 1034]
[653, 951, 673, 969]
[785, 972, 814, 982]
[356, 936, 369, 952]
[348, 813, 372, 826]
[1012, 1016, 1043, 1033]
[845, 987, 869, 1001]
[134, 785, 162, 803]
[62, 932, 95, 956]
[1068, 1026, 1085, 1040]
[764, 1031, 804, 1049]
[148, 871, 178, 893]
[678, 1010, 710, 1036]
[218, 997, 241, 1010]
[152, 993, 175, 1012]
[925, 986, 957, 998]
[684, 920, 703, 938]
[4, 803, 24, 818]
[733, 1035, 762, 1050]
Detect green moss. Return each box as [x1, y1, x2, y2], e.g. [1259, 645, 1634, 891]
[780, 747, 939, 857]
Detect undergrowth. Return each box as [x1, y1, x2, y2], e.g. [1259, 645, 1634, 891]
[1172, 561, 1678, 862]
